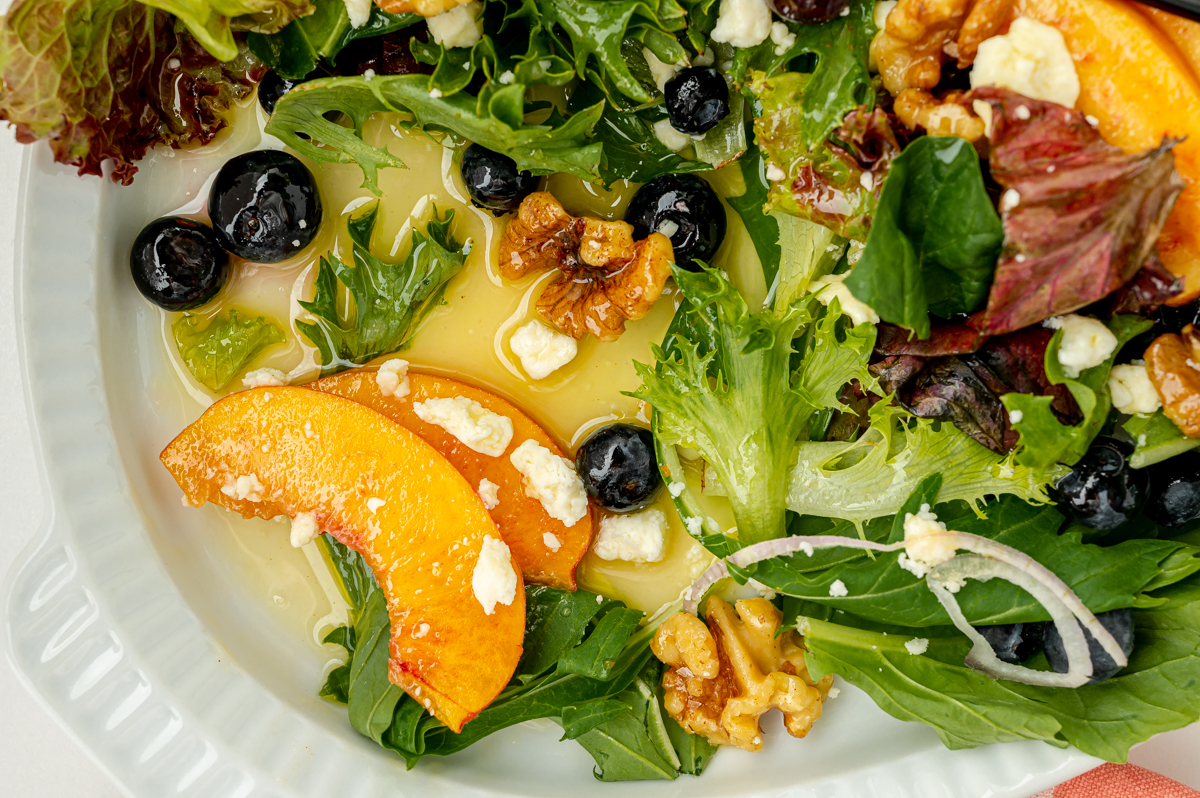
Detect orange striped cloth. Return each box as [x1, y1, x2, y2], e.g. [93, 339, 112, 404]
[1033, 764, 1200, 798]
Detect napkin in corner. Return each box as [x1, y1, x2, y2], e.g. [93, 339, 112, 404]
[1033, 764, 1199, 798]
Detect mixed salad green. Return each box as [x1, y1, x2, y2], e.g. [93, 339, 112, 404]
[7, 0, 1200, 783]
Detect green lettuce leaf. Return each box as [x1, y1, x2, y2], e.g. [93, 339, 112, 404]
[1005, 314, 1153, 469]
[843, 136, 1003, 339]
[266, 74, 604, 192]
[172, 309, 285, 391]
[139, 0, 313, 61]
[796, 575, 1200, 762]
[0, 0, 262, 184]
[1124, 410, 1200, 469]
[295, 201, 467, 374]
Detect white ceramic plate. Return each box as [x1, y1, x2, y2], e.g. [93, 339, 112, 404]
[3, 136, 1103, 798]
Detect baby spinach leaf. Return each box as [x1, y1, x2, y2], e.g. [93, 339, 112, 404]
[318, 626, 354, 704]
[561, 699, 632, 739]
[843, 136, 1003, 339]
[1124, 410, 1200, 469]
[1004, 315, 1152, 469]
[347, 586, 403, 744]
[573, 668, 680, 781]
[519, 586, 621, 677]
[172, 309, 285, 391]
[296, 201, 467, 375]
[664, 716, 718, 775]
[559, 608, 646, 679]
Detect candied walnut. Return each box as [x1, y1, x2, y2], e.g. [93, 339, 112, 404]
[1145, 326, 1200, 437]
[871, 0, 1014, 95]
[894, 89, 987, 141]
[653, 597, 833, 752]
[498, 192, 674, 342]
[375, 0, 470, 16]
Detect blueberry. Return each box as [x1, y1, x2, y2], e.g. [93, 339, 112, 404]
[576, 423, 662, 512]
[129, 217, 229, 311]
[460, 144, 540, 215]
[768, 0, 851, 23]
[1050, 436, 1146, 530]
[626, 174, 726, 270]
[664, 67, 729, 135]
[1044, 608, 1135, 684]
[1144, 451, 1200, 527]
[208, 151, 322, 263]
[258, 70, 301, 115]
[974, 622, 1045, 664]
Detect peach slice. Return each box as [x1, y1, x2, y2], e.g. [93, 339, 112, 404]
[160, 387, 525, 733]
[311, 369, 593, 590]
[1016, 0, 1200, 302]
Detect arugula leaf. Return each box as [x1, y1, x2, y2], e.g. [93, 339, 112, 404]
[797, 576, 1200, 762]
[296, 202, 467, 375]
[1004, 315, 1153, 468]
[558, 608, 645, 680]
[1124, 410, 1200, 469]
[172, 309, 285, 391]
[519, 586, 622, 677]
[267, 74, 604, 191]
[756, 494, 1200, 626]
[561, 699, 632, 739]
[664, 715, 718, 774]
[727, 146, 781, 287]
[248, 0, 420, 79]
[573, 670, 680, 781]
[843, 137, 1003, 339]
[139, 0, 313, 61]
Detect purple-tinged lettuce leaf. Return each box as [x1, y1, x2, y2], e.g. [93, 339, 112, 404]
[1109, 255, 1182, 316]
[971, 87, 1185, 335]
[874, 321, 985, 357]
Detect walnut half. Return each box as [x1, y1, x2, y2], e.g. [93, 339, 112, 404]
[652, 597, 833, 752]
[498, 192, 675, 342]
[1146, 326, 1200, 437]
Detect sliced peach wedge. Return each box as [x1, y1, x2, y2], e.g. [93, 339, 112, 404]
[160, 387, 525, 733]
[311, 368, 593, 590]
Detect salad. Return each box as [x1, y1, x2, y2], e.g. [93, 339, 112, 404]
[4, 0, 1200, 783]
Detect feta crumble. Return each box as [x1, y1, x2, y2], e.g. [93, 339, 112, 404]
[1109, 362, 1161, 415]
[765, 162, 786, 182]
[657, 219, 681, 239]
[429, 88, 443, 99]
[593, 509, 668, 563]
[414, 396, 514, 457]
[769, 21, 796, 56]
[827, 686, 841, 699]
[710, 0, 772, 48]
[472, 535, 518, 615]
[426, 0, 483, 49]
[376, 358, 410, 398]
[478, 478, 500, 510]
[366, 497, 386, 513]
[668, 481, 686, 498]
[510, 440, 589, 526]
[828, 579, 849, 598]
[970, 17, 1080, 109]
[543, 532, 561, 552]
[1000, 188, 1021, 212]
[810, 274, 881, 326]
[242, 367, 287, 389]
[1043, 314, 1117, 378]
[342, 0, 371, 28]
[290, 512, 320, 547]
[221, 474, 265, 503]
[643, 47, 682, 93]
[1008, 409, 1024, 424]
[510, 321, 578, 380]
[498, 70, 515, 85]
[652, 119, 692, 152]
[903, 504, 957, 573]
[905, 637, 930, 655]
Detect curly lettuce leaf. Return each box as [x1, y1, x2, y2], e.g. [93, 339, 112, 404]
[266, 74, 604, 192]
[630, 267, 876, 546]
[1004, 314, 1152, 469]
[172, 309, 285, 391]
[140, 0, 312, 61]
[0, 0, 263, 183]
[843, 136, 1002, 339]
[296, 201, 467, 374]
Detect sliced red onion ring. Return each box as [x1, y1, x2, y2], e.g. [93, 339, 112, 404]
[926, 555, 1092, 687]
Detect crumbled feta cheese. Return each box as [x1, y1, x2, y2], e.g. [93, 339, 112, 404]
[543, 532, 561, 552]
[290, 512, 320, 548]
[1015, 104, 1031, 120]
[859, 171, 875, 192]
[362, 68, 376, 81]
[242, 367, 287, 389]
[657, 219, 681, 239]
[510, 321, 578, 380]
[874, 0, 898, 29]
[472, 535, 518, 615]
[765, 162, 786, 182]
[510, 440, 589, 526]
[694, 46, 716, 66]
[684, 516, 704, 536]
[643, 47, 682, 93]
[1000, 188, 1021, 212]
[376, 358, 410, 398]
[710, 0, 772, 48]
[905, 637, 930, 655]
[593, 509, 668, 563]
[429, 88, 443, 98]
[827, 686, 841, 699]
[652, 119, 692, 152]
[770, 21, 796, 56]
[798, 541, 814, 557]
[1043, 314, 1117, 378]
[1008, 409, 1024, 424]
[426, 0, 483, 49]
[1109, 363, 1162, 415]
[413, 396, 514, 457]
[498, 70, 515, 85]
[366, 497, 386, 513]
[221, 474, 265, 503]
[478, 478, 500, 510]
[970, 17, 1080, 109]
[828, 579, 849, 598]
[810, 274, 881, 326]
[668, 481, 685, 498]
[342, 0, 371, 28]
[413, 622, 431, 638]
[903, 504, 958, 571]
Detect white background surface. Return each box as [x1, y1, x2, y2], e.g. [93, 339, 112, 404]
[0, 137, 1198, 798]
